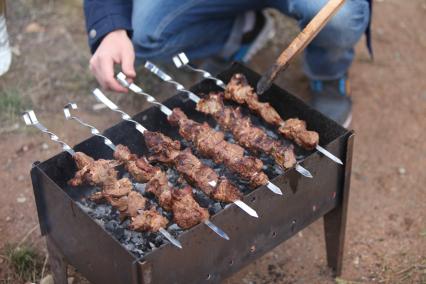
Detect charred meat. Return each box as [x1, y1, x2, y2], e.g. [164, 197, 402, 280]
[224, 73, 320, 150]
[196, 92, 296, 169]
[168, 108, 268, 188]
[68, 152, 120, 187]
[114, 144, 211, 229]
[171, 186, 209, 229]
[129, 207, 169, 233]
[144, 131, 242, 203]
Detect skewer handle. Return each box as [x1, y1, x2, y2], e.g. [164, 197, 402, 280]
[116, 72, 173, 116]
[144, 61, 200, 103]
[173, 53, 226, 88]
[256, 0, 346, 94]
[22, 110, 75, 156]
[63, 102, 116, 151]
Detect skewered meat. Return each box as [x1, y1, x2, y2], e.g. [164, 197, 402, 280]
[107, 195, 129, 218]
[279, 118, 319, 150]
[114, 144, 159, 182]
[68, 152, 120, 186]
[129, 207, 168, 232]
[225, 73, 283, 125]
[168, 108, 268, 187]
[102, 177, 133, 198]
[172, 186, 209, 229]
[69, 152, 169, 233]
[114, 144, 211, 229]
[224, 73, 320, 150]
[143, 131, 181, 164]
[196, 92, 296, 169]
[146, 171, 173, 211]
[144, 131, 242, 203]
[126, 191, 147, 217]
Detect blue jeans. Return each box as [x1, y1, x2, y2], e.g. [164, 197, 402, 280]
[132, 0, 370, 80]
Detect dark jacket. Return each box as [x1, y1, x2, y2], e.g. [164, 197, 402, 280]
[83, 0, 133, 54]
[84, 0, 373, 57]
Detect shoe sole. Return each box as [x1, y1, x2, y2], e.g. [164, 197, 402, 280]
[242, 11, 276, 62]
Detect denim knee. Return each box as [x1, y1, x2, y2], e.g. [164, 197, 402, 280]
[302, 0, 370, 49]
[131, 1, 175, 58]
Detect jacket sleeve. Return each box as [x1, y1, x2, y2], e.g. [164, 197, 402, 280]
[83, 0, 133, 54]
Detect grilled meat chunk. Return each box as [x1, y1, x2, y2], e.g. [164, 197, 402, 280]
[126, 191, 147, 217]
[171, 186, 209, 229]
[213, 178, 242, 202]
[175, 148, 218, 196]
[107, 195, 129, 216]
[169, 108, 268, 188]
[223, 73, 320, 149]
[146, 171, 173, 211]
[69, 152, 120, 186]
[130, 208, 168, 233]
[225, 74, 283, 125]
[278, 118, 319, 150]
[145, 132, 242, 203]
[114, 144, 159, 182]
[197, 93, 296, 169]
[102, 178, 133, 198]
[144, 131, 181, 164]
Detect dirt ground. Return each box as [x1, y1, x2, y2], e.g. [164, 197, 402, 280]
[0, 0, 425, 283]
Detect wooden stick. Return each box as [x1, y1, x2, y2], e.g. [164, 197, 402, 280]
[256, 0, 346, 94]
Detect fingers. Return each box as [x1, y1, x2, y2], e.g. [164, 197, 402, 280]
[88, 30, 136, 93]
[90, 55, 128, 93]
[121, 49, 136, 79]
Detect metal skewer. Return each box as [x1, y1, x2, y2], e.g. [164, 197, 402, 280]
[63, 103, 116, 151]
[142, 63, 312, 181]
[63, 102, 230, 240]
[122, 68, 286, 194]
[22, 110, 75, 156]
[92, 88, 259, 218]
[172, 52, 344, 166]
[23, 110, 183, 249]
[173, 53, 226, 89]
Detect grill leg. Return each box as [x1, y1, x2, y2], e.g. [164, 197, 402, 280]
[323, 203, 346, 276]
[46, 236, 68, 284]
[323, 134, 354, 277]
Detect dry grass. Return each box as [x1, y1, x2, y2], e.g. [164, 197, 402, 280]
[0, 243, 44, 283]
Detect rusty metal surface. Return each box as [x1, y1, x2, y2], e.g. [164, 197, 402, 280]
[30, 63, 352, 284]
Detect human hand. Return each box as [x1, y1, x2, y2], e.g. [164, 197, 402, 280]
[89, 29, 135, 93]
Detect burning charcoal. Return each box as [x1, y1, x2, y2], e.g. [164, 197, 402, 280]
[134, 183, 146, 194]
[168, 223, 183, 236]
[193, 190, 211, 208]
[209, 202, 223, 215]
[163, 211, 173, 220]
[124, 243, 135, 251]
[154, 233, 165, 246]
[93, 204, 111, 217]
[105, 220, 124, 239]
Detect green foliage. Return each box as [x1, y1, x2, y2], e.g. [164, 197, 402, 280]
[3, 243, 43, 282]
[0, 88, 30, 126]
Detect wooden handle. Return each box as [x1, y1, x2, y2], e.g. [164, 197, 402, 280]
[257, 0, 346, 94]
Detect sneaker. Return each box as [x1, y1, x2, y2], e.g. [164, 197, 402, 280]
[309, 75, 352, 128]
[232, 10, 275, 62]
[200, 10, 275, 74]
